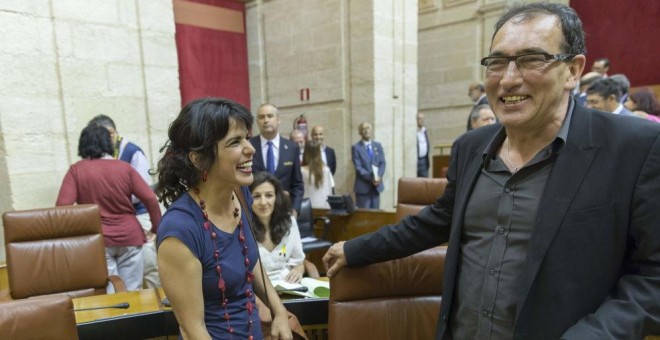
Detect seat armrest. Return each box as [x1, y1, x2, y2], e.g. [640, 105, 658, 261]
[108, 275, 127, 293]
[313, 216, 331, 239]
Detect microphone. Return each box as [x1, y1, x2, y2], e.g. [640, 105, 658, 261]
[276, 286, 309, 293]
[75, 302, 130, 312]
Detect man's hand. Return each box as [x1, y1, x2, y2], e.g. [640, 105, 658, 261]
[323, 241, 348, 277]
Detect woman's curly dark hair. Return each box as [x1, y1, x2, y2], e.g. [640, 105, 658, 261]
[249, 172, 292, 245]
[78, 124, 114, 159]
[154, 98, 253, 208]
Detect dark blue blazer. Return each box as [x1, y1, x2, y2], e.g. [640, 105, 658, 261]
[249, 135, 304, 212]
[351, 140, 386, 194]
[345, 102, 660, 339]
[324, 146, 337, 175]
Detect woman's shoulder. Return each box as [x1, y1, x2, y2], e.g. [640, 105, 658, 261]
[161, 193, 199, 227]
[157, 193, 203, 246]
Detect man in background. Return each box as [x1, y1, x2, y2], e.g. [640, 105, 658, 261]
[466, 82, 489, 130]
[469, 104, 497, 129]
[311, 125, 337, 175]
[575, 71, 603, 106]
[290, 129, 306, 163]
[88, 114, 160, 289]
[249, 103, 304, 214]
[610, 73, 631, 104]
[591, 57, 610, 77]
[416, 113, 430, 177]
[351, 122, 386, 209]
[586, 78, 635, 116]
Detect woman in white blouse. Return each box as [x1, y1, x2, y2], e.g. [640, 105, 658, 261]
[301, 141, 335, 209]
[250, 172, 305, 283]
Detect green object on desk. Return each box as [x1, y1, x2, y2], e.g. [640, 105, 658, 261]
[312, 286, 330, 298]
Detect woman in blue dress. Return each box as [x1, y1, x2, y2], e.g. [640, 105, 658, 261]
[155, 98, 293, 339]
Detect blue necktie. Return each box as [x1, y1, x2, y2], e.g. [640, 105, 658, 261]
[367, 143, 373, 159]
[266, 141, 275, 174]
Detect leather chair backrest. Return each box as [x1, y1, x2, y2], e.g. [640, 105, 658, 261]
[0, 295, 79, 340]
[329, 246, 447, 340]
[2, 204, 110, 299]
[296, 198, 314, 238]
[396, 177, 448, 221]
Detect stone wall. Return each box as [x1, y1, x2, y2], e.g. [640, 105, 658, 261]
[0, 0, 180, 263]
[247, 0, 418, 210]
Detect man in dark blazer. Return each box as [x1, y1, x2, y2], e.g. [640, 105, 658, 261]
[250, 103, 304, 214]
[324, 3, 660, 339]
[310, 125, 336, 175]
[585, 78, 635, 117]
[351, 122, 386, 209]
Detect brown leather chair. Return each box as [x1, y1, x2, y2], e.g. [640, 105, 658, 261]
[395, 176, 448, 221]
[328, 246, 447, 340]
[2, 204, 126, 299]
[0, 295, 79, 340]
[328, 177, 449, 339]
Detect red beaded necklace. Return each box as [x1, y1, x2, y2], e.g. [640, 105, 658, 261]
[193, 187, 255, 339]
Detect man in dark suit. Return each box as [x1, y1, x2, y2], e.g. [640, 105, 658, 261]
[324, 3, 660, 339]
[466, 82, 489, 130]
[249, 103, 304, 214]
[351, 122, 386, 209]
[310, 125, 336, 175]
[586, 78, 636, 117]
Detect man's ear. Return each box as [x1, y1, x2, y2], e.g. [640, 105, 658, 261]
[565, 54, 586, 91]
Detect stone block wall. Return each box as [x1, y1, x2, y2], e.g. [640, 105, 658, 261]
[0, 0, 180, 263]
[247, 0, 419, 210]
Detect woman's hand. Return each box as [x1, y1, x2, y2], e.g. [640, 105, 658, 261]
[284, 265, 304, 283]
[270, 312, 293, 340]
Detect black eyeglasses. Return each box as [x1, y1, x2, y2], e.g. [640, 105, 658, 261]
[480, 52, 575, 76]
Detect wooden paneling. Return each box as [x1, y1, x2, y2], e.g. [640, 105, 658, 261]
[307, 209, 398, 274]
[0, 265, 8, 297]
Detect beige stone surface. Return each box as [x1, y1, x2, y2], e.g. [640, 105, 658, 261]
[0, 0, 179, 263]
[0, 0, 570, 264]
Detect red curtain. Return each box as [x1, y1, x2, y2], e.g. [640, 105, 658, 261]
[174, 0, 251, 108]
[570, 0, 660, 87]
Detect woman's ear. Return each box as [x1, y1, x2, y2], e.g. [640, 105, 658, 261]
[188, 151, 202, 170]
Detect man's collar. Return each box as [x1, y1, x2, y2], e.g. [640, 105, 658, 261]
[260, 134, 280, 147]
[482, 98, 574, 162]
[612, 104, 624, 115]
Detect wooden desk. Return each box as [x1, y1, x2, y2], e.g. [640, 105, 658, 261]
[432, 143, 452, 178]
[308, 208, 397, 273]
[313, 208, 397, 241]
[74, 289, 177, 340]
[74, 288, 327, 339]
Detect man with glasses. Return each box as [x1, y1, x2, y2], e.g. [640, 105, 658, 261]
[324, 2, 660, 339]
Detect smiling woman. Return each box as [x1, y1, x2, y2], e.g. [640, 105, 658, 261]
[153, 98, 294, 340]
[249, 172, 305, 284]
